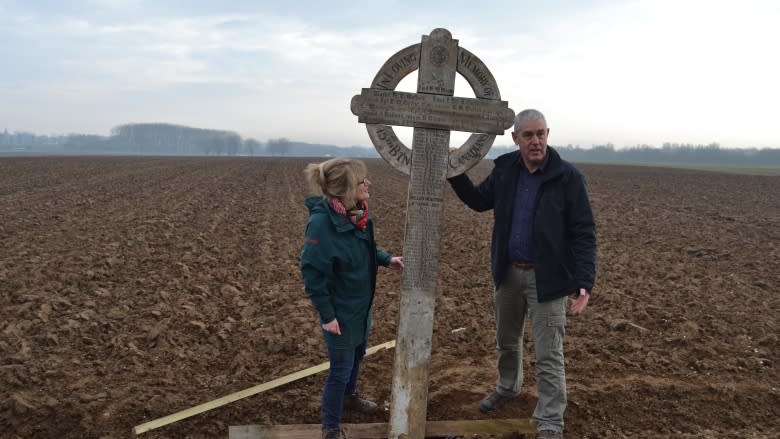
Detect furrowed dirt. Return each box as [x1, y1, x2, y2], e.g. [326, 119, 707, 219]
[0, 156, 777, 438]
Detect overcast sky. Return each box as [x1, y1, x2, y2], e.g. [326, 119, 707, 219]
[1, 0, 778, 149]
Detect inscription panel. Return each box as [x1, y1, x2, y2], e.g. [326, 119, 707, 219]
[418, 32, 458, 96]
[389, 127, 449, 439]
[371, 44, 420, 91]
[352, 89, 515, 135]
[458, 48, 499, 99]
[369, 125, 412, 174]
[402, 129, 448, 293]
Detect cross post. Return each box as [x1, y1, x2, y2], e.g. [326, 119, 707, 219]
[351, 28, 515, 439]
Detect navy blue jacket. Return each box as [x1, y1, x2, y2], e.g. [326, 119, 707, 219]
[448, 147, 596, 302]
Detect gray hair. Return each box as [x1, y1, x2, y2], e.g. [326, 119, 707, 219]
[513, 109, 547, 133]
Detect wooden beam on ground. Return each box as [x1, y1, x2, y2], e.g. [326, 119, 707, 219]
[133, 339, 396, 435]
[229, 419, 536, 439]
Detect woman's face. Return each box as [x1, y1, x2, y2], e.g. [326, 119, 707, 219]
[356, 176, 371, 202]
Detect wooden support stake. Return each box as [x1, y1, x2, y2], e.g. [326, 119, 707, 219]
[133, 339, 396, 435]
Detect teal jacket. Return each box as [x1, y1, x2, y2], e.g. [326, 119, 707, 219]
[300, 196, 392, 349]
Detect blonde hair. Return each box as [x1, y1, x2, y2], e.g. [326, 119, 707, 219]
[304, 158, 367, 205]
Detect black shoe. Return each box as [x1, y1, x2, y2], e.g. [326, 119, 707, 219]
[479, 391, 514, 413]
[343, 393, 378, 414]
[322, 427, 345, 439]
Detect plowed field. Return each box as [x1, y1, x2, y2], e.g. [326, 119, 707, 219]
[1, 156, 777, 438]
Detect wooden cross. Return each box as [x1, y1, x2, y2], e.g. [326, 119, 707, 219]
[351, 28, 514, 439]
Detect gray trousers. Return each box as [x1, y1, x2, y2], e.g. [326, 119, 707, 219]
[494, 265, 567, 433]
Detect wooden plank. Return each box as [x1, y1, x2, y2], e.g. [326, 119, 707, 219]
[229, 423, 385, 439]
[430, 419, 536, 435]
[133, 340, 396, 435]
[229, 419, 536, 439]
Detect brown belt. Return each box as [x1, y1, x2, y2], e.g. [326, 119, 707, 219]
[511, 262, 535, 270]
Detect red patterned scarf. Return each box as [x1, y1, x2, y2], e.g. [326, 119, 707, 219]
[328, 197, 369, 230]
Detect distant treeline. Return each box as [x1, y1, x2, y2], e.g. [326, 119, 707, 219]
[0, 123, 377, 157]
[488, 142, 780, 166]
[2, 124, 778, 166]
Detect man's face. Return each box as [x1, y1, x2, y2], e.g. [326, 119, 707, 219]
[511, 119, 549, 168]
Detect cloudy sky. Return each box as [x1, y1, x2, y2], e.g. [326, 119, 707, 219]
[1, 0, 778, 149]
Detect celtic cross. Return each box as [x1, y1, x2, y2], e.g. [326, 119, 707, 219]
[351, 28, 514, 439]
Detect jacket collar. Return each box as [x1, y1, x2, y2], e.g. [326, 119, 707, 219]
[305, 195, 365, 233]
[495, 146, 564, 181]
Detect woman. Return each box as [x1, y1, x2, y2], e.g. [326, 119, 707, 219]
[300, 158, 403, 439]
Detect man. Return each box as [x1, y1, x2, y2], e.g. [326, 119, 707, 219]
[448, 109, 596, 439]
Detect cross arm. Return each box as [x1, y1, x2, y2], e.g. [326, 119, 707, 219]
[351, 89, 515, 135]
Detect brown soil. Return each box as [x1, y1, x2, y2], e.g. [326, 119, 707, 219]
[0, 156, 777, 439]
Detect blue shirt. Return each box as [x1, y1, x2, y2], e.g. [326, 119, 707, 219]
[507, 155, 548, 263]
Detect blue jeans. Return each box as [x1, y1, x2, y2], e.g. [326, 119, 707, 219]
[321, 340, 367, 429]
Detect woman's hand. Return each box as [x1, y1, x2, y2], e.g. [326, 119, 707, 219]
[389, 256, 404, 271]
[322, 318, 341, 335]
